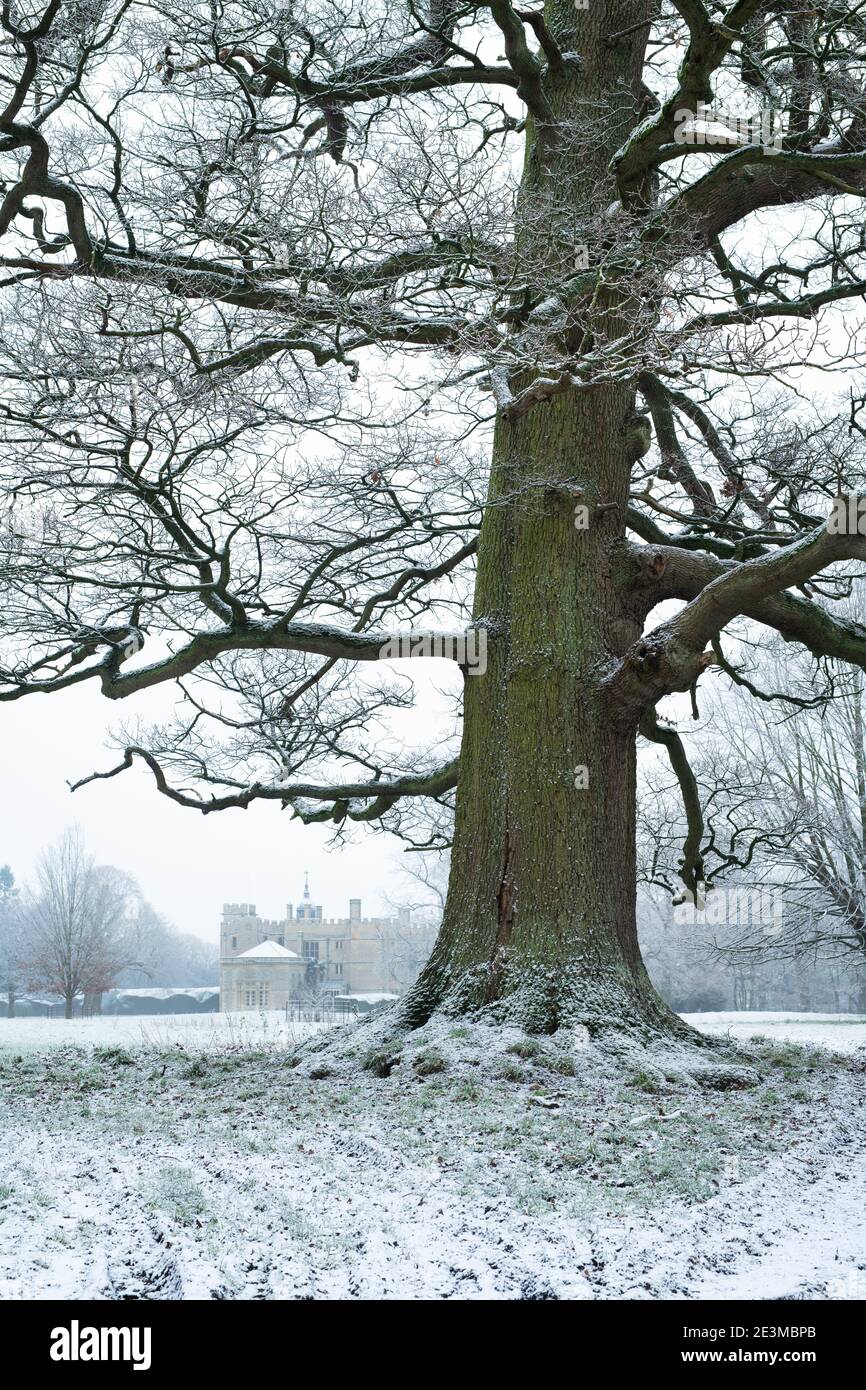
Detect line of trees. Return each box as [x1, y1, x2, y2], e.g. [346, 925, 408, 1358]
[0, 828, 217, 1018]
[0, 863, 22, 1018]
[638, 582, 866, 1010]
[638, 891, 866, 1017]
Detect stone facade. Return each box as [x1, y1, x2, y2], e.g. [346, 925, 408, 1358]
[220, 939, 305, 1014]
[219, 875, 427, 1012]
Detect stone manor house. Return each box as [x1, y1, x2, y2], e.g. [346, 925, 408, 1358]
[220, 874, 433, 1012]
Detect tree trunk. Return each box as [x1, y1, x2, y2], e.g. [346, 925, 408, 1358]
[64, 991, 75, 1020]
[404, 383, 679, 1034]
[402, 3, 683, 1036]
[7, 984, 14, 1020]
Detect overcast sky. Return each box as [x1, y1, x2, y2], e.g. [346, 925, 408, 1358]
[0, 670, 451, 944]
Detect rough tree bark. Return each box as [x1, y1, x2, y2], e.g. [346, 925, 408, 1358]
[403, 6, 681, 1034]
[403, 387, 678, 1033]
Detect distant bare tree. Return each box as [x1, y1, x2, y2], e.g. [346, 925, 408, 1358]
[24, 828, 138, 1017]
[377, 854, 446, 988]
[637, 884, 866, 1014]
[640, 583, 866, 991]
[708, 637, 866, 966]
[393, 853, 449, 917]
[376, 916, 439, 994]
[0, 863, 23, 1017]
[118, 901, 218, 988]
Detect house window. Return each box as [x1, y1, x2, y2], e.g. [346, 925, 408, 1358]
[333, 963, 343, 977]
[302, 941, 319, 961]
[231, 935, 237, 950]
[335, 940, 343, 951]
[277, 936, 284, 946]
[259, 984, 269, 1007]
[245, 986, 257, 1008]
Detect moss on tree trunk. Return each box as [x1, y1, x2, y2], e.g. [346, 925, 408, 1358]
[401, 2, 683, 1037]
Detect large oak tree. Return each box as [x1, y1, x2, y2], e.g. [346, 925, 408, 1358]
[4, 1, 866, 1037]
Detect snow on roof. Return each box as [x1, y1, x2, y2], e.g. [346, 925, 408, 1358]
[110, 987, 219, 1002]
[340, 992, 398, 1003]
[237, 940, 300, 960]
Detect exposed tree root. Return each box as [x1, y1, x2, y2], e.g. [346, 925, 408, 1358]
[289, 993, 761, 1093]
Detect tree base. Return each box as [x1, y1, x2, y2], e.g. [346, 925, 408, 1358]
[396, 956, 699, 1044]
[291, 992, 760, 1093]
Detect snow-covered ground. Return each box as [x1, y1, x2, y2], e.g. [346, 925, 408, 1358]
[685, 1011, 866, 1053]
[0, 1011, 863, 1300]
[0, 1009, 348, 1053]
[1, 1007, 862, 1054]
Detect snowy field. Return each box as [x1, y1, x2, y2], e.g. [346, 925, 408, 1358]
[684, 1011, 866, 1053]
[1, 1008, 863, 1055]
[0, 1011, 864, 1301]
[0, 1009, 347, 1054]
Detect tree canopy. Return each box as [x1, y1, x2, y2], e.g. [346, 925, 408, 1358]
[4, 4, 866, 1030]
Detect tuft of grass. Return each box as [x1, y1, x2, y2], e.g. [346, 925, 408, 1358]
[760, 1040, 811, 1073]
[181, 1057, 208, 1079]
[545, 1054, 577, 1077]
[413, 1048, 446, 1076]
[453, 1077, 481, 1102]
[273, 1198, 318, 1243]
[76, 1067, 110, 1093]
[363, 1048, 401, 1078]
[496, 1061, 527, 1083]
[628, 1067, 660, 1094]
[93, 1045, 136, 1067]
[145, 1165, 209, 1226]
[507, 1038, 544, 1061]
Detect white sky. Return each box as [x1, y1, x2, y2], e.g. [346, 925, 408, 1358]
[0, 674, 447, 943]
